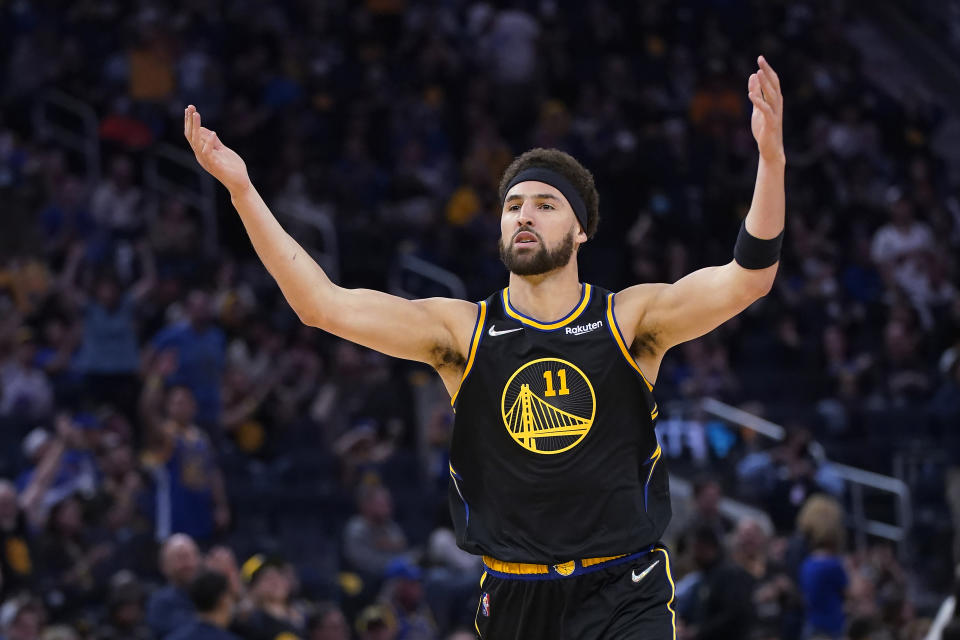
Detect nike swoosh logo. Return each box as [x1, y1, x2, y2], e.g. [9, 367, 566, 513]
[488, 325, 523, 337]
[632, 560, 659, 583]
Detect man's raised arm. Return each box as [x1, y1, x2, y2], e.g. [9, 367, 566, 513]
[183, 106, 476, 376]
[613, 56, 785, 376]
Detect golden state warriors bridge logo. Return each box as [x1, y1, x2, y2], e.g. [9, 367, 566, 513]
[501, 358, 596, 454]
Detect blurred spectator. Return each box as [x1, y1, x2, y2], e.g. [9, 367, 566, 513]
[931, 347, 960, 429]
[879, 318, 932, 405]
[765, 429, 831, 533]
[34, 494, 114, 619]
[355, 604, 398, 640]
[149, 199, 201, 279]
[18, 414, 99, 530]
[871, 190, 934, 302]
[234, 555, 304, 640]
[0, 480, 34, 599]
[205, 546, 245, 605]
[305, 602, 350, 640]
[343, 485, 410, 579]
[730, 518, 800, 640]
[672, 477, 735, 575]
[380, 558, 438, 640]
[60, 241, 155, 420]
[677, 525, 755, 640]
[38, 176, 94, 262]
[0, 328, 54, 421]
[90, 156, 144, 239]
[0, 597, 44, 640]
[31, 315, 83, 409]
[797, 495, 849, 640]
[149, 290, 226, 428]
[140, 360, 230, 542]
[166, 569, 240, 640]
[0, 258, 54, 316]
[94, 571, 152, 640]
[146, 533, 201, 639]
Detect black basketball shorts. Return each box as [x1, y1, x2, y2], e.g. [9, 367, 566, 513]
[473, 546, 676, 640]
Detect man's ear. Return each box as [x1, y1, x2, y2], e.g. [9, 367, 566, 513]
[576, 224, 588, 244]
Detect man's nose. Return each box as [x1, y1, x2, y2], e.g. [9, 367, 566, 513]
[517, 201, 536, 224]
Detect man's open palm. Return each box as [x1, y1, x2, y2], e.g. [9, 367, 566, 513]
[747, 56, 784, 163]
[184, 105, 249, 193]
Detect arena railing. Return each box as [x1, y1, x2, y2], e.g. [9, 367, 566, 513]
[143, 142, 219, 258]
[388, 252, 467, 300]
[667, 397, 913, 558]
[32, 90, 102, 186]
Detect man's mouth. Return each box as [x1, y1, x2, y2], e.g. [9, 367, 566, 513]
[513, 231, 539, 245]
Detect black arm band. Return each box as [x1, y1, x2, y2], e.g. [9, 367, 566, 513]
[733, 220, 783, 270]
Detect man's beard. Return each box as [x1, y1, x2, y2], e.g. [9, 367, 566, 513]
[499, 229, 576, 276]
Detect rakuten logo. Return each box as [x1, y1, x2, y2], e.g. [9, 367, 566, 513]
[565, 320, 603, 336]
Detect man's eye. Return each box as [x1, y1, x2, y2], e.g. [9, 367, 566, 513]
[508, 204, 520, 211]
[539, 203, 554, 210]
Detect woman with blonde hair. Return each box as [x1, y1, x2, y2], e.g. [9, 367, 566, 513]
[796, 494, 849, 640]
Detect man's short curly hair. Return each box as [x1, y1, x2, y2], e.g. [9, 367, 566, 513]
[498, 148, 601, 239]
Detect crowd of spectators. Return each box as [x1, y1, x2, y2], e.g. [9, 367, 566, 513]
[1, 0, 959, 638]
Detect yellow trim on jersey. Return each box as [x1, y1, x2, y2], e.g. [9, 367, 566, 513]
[502, 284, 592, 330]
[480, 571, 487, 587]
[481, 553, 627, 576]
[656, 547, 677, 640]
[605, 293, 653, 392]
[645, 444, 662, 488]
[450, 301, 487, 407]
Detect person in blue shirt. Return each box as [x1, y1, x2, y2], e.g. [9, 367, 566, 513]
[797, 495, 849, 640]
[60, 241, 156, 422]
[146, 533, 201, 639]
[149, 290, 226, 429]
[166, 569, 240, 640]
[139, 370, 230, 543]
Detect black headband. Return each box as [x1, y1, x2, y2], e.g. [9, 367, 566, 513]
[504, 167, 589, 232]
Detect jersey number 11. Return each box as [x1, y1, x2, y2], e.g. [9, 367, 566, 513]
[543, 369, 570, 397]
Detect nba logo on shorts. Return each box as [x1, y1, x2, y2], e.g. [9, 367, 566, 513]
[481, 592, 491, 616]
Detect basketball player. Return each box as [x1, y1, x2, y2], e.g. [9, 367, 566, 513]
[184, 55, 784, 639]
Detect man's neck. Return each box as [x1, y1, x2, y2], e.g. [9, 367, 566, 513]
[507, 266, 583, 324]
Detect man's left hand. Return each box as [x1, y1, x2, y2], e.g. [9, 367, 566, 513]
[748, 56, 785, 163]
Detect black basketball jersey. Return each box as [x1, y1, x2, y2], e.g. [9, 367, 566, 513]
[447, 283, 671, 564]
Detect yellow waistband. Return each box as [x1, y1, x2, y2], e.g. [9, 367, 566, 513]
[482, 553, 628, 576]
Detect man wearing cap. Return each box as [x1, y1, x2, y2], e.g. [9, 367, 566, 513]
[381, 558, 438, 640]
[233, 554, 304, 640]
[17, 413, 99, 529]
[185, 53, 785, 638]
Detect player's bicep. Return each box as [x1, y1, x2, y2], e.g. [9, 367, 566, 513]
[309, 286, 472, 367]
[625, 261, 772, 351]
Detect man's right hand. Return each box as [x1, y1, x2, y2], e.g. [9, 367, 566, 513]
[184, 105, 251, 195]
